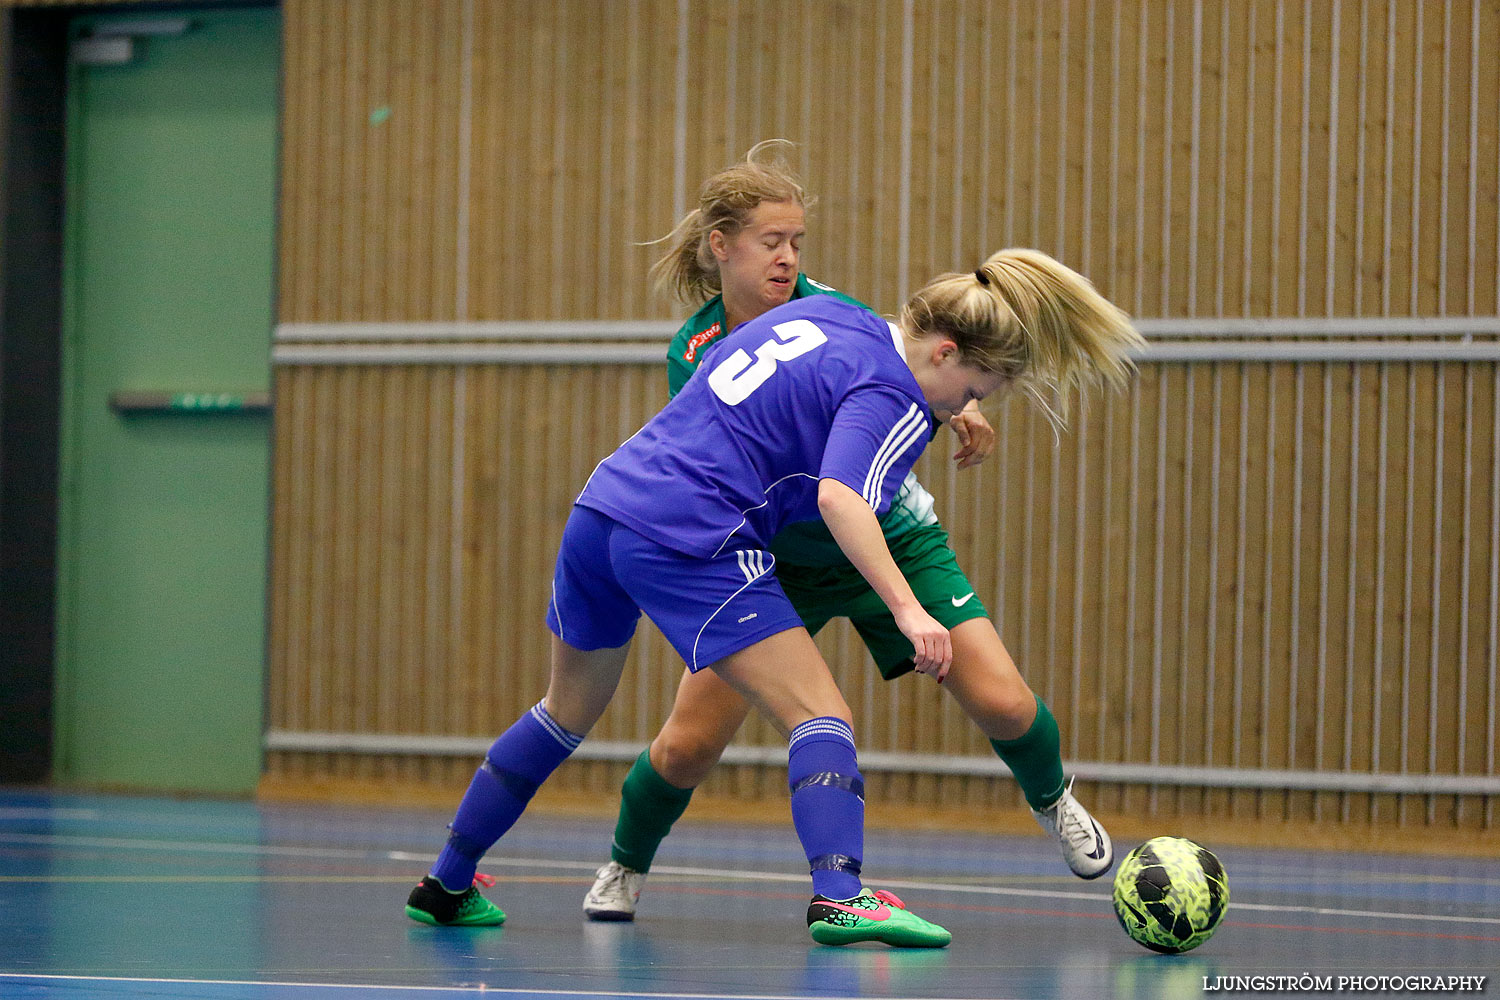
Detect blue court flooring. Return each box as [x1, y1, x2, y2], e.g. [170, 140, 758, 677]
[0, 789, 1496, 999]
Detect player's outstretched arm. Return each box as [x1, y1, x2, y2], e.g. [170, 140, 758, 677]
[816, 477, 951, 680]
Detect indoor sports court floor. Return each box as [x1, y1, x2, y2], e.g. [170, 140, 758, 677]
[0, 789, 1495, 1000]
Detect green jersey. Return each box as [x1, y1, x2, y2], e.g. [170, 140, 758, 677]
[664, 275, 940, 568]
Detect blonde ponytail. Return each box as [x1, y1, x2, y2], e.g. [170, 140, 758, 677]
[646, 207, 716, 307]
[900, 248, 1144, 429]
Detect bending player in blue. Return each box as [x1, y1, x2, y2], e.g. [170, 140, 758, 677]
[405, 248, 1143, 947]
[588, 145, 1122, 925]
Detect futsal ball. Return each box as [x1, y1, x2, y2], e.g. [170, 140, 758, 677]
[1111, 836, 1228, 953]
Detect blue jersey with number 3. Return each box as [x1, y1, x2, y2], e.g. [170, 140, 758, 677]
[576, 296, 931, 559]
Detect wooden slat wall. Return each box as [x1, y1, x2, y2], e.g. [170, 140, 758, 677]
[274, 0, 1500, 324]
[279, 0, 466, 322]
[267, 359, 1500, 828]
[263, 0, 1500, 831]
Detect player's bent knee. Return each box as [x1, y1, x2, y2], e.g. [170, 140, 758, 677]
[995, 682, 1037, 724]
[947, 672, 1036, 736]
[650, 727, 728, 788]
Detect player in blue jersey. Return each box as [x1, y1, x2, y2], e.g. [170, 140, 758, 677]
[404, 253, 1142, 945]
[586, 145, 1125, 924]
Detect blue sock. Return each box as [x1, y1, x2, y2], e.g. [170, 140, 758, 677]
[787, 717, 864, 901]
[430, 701, 583, 891]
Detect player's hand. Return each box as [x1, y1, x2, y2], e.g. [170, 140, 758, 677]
[894, 606, 952, 682]
[949, 409, 995, 469]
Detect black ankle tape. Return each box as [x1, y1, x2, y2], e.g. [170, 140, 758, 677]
[442, 828, 489, 863]
[790, 771, 865, 801]
[481, 757, 541, 800]
[808, 852, 863, 876]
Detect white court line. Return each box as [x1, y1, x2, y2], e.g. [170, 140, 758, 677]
[0, 808, 100, 820]
[5, 833, 1500, 930]
[0, 975, 995, 1000]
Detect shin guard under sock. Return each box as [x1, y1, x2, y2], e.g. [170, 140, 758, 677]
[787, 717, 864, 900]
[610, 748, 695, 873]
[431, 701, 583, 891]
[990, 694, 1066, 811]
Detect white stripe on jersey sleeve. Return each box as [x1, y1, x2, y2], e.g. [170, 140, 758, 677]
[862, 403, 928, 510]
[868, 414, 929, 510]
[861, 403, 924, 502]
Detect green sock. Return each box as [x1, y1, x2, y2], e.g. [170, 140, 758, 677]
[990, 695, 1066, 811]
[609, 748, 695, 874]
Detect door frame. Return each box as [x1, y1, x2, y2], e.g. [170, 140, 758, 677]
[0, 2, 279, 786]
[0, 7, 69, 784]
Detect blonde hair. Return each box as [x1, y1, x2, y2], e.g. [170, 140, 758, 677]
[899, 248, 1144, 429]
[647, 140, 813, 307]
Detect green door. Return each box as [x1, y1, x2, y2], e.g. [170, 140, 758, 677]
[55, 8, 280, 794]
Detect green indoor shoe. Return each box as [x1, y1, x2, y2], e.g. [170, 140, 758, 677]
[405, 873, 507, 927]
[806, 887, 951, 947]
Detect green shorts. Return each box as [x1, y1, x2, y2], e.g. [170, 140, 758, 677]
[774, 523, 990, 680]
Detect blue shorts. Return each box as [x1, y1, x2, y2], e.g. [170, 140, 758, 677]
[545, 505, 806, 672]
